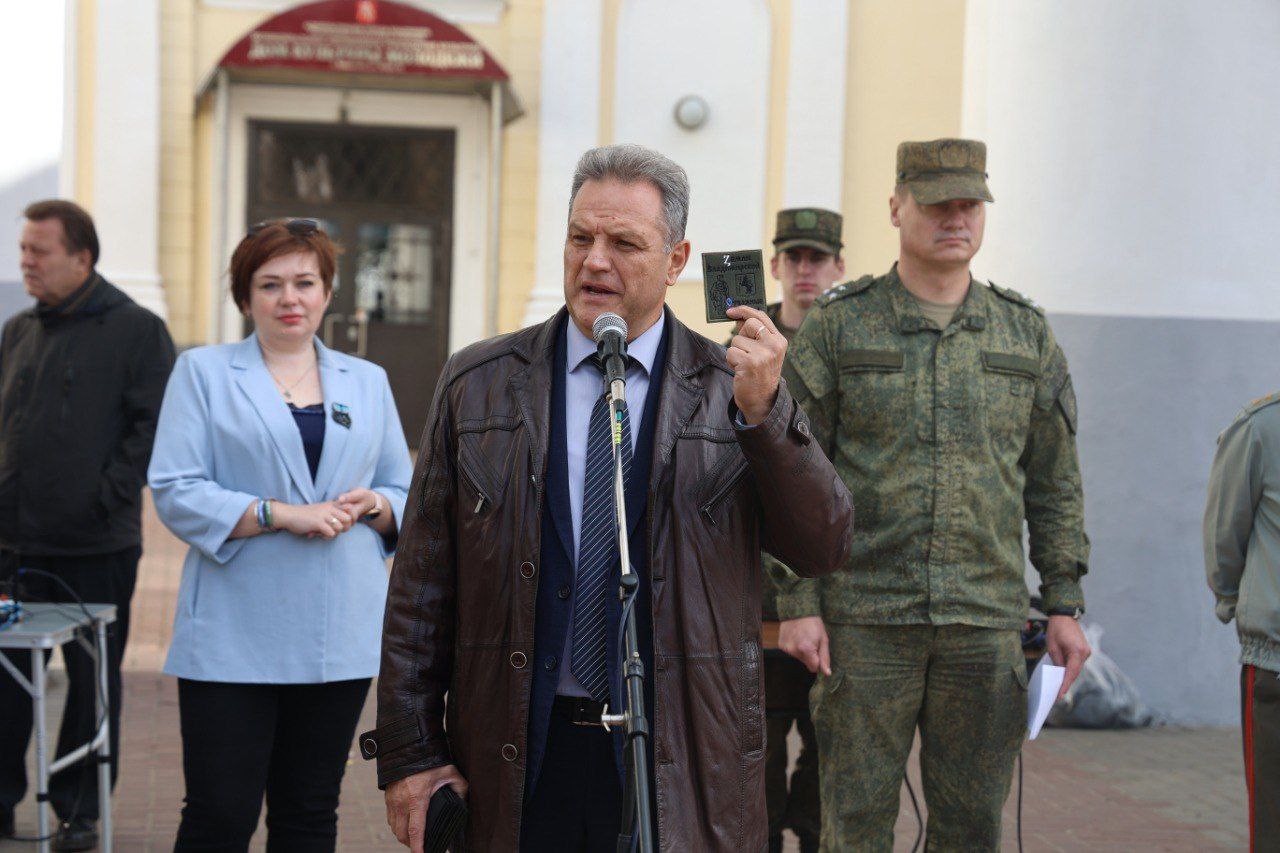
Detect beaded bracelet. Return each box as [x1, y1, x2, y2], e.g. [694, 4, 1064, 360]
[256, 498, 277, 532]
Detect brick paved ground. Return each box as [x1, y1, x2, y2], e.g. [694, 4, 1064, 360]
[1, 498, 1252, 851]
[3, 672, 1250, 852]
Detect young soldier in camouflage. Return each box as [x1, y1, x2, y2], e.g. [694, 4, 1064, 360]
[760, 208, 845, 853]
[773, 139, 1092, 851]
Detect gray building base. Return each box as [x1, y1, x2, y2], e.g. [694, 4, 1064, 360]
[1044, 312, 1279, 725]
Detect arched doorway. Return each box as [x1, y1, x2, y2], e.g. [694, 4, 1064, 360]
[201, 0, 522, 440]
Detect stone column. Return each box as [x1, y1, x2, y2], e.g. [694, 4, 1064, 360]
[93, 0, 165, 319]
[523, 0, 602, 327]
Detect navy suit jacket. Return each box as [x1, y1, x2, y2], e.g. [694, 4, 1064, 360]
[525, 316, 668, 796]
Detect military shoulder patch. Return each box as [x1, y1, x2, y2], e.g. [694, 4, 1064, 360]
[1242, 390, 1280, 418]
[817, 275, 875, 306]
[987, 281, 1045, 316]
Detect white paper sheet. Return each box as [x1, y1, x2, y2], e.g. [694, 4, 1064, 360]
[1026, 661, 1065, 740]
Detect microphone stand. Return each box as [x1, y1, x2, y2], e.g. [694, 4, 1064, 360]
[598, 358, 655, 853]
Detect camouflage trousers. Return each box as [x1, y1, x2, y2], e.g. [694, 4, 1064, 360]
[764, 649, 820, 842]
[812, 624, 1027, 852]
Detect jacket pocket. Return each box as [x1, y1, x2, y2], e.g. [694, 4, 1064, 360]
[1012, 662, 1029, 691]
[840, 349, 905, 373]
[182, 563, 202, 618]
[981, 350, 1038, 451]
[981, 351, 1040, 380]
[838, 349, 911, 436]
[810, 670, 844, 724]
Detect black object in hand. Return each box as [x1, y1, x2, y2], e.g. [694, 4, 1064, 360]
[423, 784, 468, 853]
[702, 249, 767, 322]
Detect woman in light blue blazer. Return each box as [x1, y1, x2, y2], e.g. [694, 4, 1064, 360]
[148, 220, 411, 851]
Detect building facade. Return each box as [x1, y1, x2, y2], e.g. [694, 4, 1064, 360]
[61, 0, 968, 438]
[59, 0, 1280, 724]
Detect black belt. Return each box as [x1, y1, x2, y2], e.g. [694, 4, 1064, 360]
[553, 695, 608, 728]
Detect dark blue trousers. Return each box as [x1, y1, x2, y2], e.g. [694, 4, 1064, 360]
[520, 697, 623, 852]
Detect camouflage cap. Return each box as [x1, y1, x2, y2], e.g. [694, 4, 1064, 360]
[895, 138, 994, 204]
[773, 207, 843, 254]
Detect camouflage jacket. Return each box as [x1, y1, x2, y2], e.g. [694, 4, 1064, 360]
[773, 266, 1089, 629]
[1204, 392, 1280, 672]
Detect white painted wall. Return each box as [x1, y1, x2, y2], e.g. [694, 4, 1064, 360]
[522, 0, 601, 327]
[614, 0, 770, 269]
[0, 164, 59, 322]
[963, 0, 1280, 321]
[94, 0, 165, 319]
[963, 0, 1280, 724]
[782, 0, 847, 211]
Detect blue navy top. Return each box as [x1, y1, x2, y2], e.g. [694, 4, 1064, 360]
[288, 403, 326, 481]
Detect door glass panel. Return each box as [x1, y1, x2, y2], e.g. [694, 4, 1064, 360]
[253, 124, 455, 212]
[354, 223, 434, 324]
[313, 217, 341, 295]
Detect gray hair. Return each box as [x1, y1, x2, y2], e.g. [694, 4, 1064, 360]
[569, 144, 690, 249]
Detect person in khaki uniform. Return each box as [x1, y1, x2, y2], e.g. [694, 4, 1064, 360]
[773, 139, 1093, 850]
[756, 208, 845, 853]
[1204, 394, 1280, 849]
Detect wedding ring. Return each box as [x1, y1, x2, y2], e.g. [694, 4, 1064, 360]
[329, 516, 339, 525]
[751, 322, 764, 340]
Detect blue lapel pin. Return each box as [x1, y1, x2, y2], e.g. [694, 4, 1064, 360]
[331, 402, 352, 429]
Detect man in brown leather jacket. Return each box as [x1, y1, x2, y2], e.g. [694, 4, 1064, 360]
[368, 144, 854, 852]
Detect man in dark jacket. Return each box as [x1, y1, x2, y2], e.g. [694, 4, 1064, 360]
[0, 200, 175, 850]
[368, 144, 853, 852]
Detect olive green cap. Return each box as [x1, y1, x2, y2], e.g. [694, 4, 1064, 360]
[895, 138, 994, 204]
[773, 207, 843, 254]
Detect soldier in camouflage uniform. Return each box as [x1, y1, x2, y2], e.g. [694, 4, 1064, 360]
[773, 139, 1093, 851]
[758, 208, 845, 853]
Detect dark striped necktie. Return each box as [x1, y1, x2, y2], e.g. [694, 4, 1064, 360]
[570, 390, 633, 702]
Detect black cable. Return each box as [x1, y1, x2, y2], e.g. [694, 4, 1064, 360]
[1016, 750, 1024, 853]
[904, 774, 923, 853]
[614, 576, 640, 849]
[12, 567, 113, 832]
[903, 752, 1020, 852]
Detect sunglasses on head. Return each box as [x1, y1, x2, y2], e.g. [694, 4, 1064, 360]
[247, 218, 321, 237]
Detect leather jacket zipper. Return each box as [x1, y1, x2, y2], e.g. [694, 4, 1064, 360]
[457, 449, 491, 514]
[700, 463, 748, 525]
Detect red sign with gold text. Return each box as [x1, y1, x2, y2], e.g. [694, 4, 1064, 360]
[217, 0, 508, 80]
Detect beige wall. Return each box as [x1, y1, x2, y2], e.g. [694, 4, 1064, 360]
[473, 0, 544, 335]
[589, 0, 969, 342]
[70, 0, 96, 207]
[161, 0, 199, 343]
[841, 0, 968, 275]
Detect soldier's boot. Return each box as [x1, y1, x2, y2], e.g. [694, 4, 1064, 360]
[797, 830, 820, 853]
[768, 834, 784, 853]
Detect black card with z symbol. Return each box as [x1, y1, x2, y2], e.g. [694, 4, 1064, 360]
[702, 249, 767, 323]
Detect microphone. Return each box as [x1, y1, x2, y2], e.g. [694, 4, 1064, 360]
[592, 312, 629, 389]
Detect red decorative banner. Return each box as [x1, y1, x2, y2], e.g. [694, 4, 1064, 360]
[218, 0, 508, 80]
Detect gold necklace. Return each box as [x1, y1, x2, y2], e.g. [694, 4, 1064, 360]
[266, 359, 316, 401]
